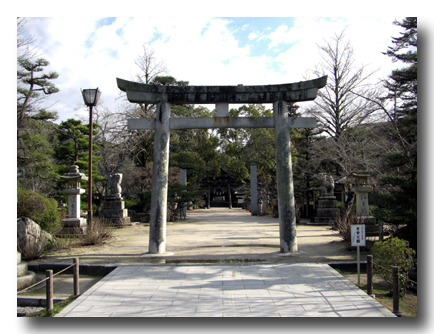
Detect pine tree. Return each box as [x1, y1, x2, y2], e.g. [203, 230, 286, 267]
[379, 17, 417, 249]
[54, 119, 104, 210]
[17, 55, 59, 194]
[17, 58, 59, 139]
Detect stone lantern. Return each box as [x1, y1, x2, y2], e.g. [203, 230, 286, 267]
[350, 171, 377, 238]
[350, 172, 375, 221]
[60, 165, 88, 235]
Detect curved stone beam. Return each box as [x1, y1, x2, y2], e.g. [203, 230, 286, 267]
[117, 76, 327, 104]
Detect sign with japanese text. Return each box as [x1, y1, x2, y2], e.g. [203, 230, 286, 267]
[351, 225, 366, 247]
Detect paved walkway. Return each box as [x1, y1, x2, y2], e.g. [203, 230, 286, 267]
[56, 263, 395, 317]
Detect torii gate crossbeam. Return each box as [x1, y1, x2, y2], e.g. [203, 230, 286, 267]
[117, 76, 327, 255]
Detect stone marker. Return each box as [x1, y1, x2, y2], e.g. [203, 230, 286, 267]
[180, 169, 187, 218]
[250, 163, 258, 216]
[117, 76, 327, 254]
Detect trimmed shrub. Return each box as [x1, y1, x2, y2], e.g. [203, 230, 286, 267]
[17, 185, 61, 234]
[370, 237, 416, 297]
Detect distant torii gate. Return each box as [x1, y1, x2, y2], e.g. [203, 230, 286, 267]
[117, 76, 327, 255]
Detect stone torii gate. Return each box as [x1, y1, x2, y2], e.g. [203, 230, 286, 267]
[117, 76, 327, 255]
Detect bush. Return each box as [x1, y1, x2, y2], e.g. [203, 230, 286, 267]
[370, 237, 416, 297]
[332, 197, 362, 244]
[124, 198, 140, 209]
[17, 185, 61, 234]
[78, 217, 113, 246]
[333, 209, 363, 244]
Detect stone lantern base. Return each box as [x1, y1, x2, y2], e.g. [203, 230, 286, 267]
[59, 217, 87, 236]
[359, 216, 378, 236]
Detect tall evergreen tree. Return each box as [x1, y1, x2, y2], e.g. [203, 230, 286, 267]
[17, 117, 59, 195]
[54, 119, 98, 170]
[378, 18, 417, 249]
[17, 46, 60, 194]
[17, 58, 59, 139]
[54, 119, 104, 209]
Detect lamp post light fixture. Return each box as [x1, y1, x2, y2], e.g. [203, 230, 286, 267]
[81, 88, 101, 230]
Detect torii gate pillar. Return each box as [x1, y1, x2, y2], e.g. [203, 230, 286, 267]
[149, 102, 171, 254]
[274, 101, 297, 253]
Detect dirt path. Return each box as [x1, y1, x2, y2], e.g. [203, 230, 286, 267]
[34, 208, 365, 265]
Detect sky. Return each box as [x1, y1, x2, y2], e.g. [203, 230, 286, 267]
[15, 13, 410, 123]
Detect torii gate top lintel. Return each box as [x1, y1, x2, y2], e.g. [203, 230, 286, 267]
[116, 76, 327, 104]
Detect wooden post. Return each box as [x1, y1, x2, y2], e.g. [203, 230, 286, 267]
[228, 184, 232, 209]
[379, 220, 384, 241]
[367, 255, 373, 296]
[73, 257, 80, 296]
[46, 270, 53, 313]
[357, 246, 361, 286]
[392, 266, 403, 317]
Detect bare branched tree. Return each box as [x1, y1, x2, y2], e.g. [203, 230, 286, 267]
[94, 45, 170, 195]
[132, 45, 168, 116]
[304, 28, 381, 140]
[314, 123, 395, 178]
[134, 44, 167, 85]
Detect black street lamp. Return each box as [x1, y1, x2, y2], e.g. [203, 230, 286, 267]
[81, 88, 101, 230]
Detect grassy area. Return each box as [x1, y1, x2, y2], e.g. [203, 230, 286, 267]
[26, 296, 78, 317]
[338, 270, 417, 317]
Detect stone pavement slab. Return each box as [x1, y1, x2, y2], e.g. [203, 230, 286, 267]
[55, 263, 395, 317]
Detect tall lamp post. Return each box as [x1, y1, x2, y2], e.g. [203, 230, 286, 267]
[81, 88, 101, 230]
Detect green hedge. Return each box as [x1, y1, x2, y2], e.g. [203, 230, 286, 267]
[17, 184, 61, 234]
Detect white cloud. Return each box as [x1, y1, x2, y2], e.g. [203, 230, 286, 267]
[274, 17, 403, 84]
[18, 16, 410, 122]
[248, 32, 258, 40]
[149, 18, 251, 85]
[268, 25, 290, 48]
